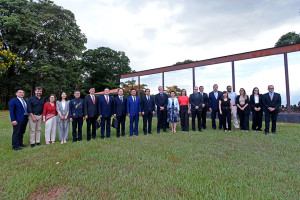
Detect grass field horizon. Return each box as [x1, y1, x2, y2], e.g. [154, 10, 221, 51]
[0, 110, 299, 199]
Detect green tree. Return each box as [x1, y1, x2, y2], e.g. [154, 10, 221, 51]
[166, 85, 181, 97]
[275, 32, 300, 47]
[173, 59, 195, 66]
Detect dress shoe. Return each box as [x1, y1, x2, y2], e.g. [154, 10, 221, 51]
[144, 133, 147, 135]
[148, 132, 152, 134]
[20, 144, 27, 148]
[272, 131, 277, 134]
[31, 144, 36, 148]
[36, 143, 41, 146]
[265, 131, 269, 135]
[199, 130, 202, 132]
[12, 147, 22, 150]
[257, 129, 262, 132]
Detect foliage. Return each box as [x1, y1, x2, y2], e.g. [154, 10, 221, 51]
[0, 42, 25, 74]
[275, 32, 300, 47]
[166, 85, 182, 97]
[173, 59, 195, 66]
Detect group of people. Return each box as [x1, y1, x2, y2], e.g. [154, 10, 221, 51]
[9, 84, 281, 150]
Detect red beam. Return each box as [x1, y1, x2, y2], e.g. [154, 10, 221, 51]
[121, 44, 300, 78]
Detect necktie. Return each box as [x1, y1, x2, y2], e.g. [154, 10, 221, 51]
[21, 98, 28, 115]
[92, 95, 95, 104]
[215, 93, 217, 99]
[120, 97, 123, 103]
[161, 93, 163, 100]
[147, 97, 150, 103]
[106, 96, 109, 104]
[133, 97, 135, 102]
[270, 93, 273, 101]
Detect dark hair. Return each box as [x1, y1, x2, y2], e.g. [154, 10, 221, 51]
[239, 88, 247, 99]
[170, 90, 175, 94]
[88, 86, 95, 90]
[118, 88, 124, 92]
[130, 88, 136, 92]
[213, 84, 218, 88]
[145, 89, 150, 92]
[252, 87, 260, 95]
[104, 88, 110, 91]
[227, 85, 232, 89]
[49, 94, 57, 103]
[181, 89, 187, 96]
[199, 86, 204, 88]
[74, 90, 80, 94]
[15, 88, 24, 93]
[221, 91, 228, 100]
[59, 91, 68, 101]
[35, 87, 42, 91]
[163, 90, 167, 92]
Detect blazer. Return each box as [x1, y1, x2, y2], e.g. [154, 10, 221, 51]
[167, 98, 180, 111]
[155, 93, 168, 110]
[208, 91, 223, 111]
[127, 96, 141, 116]
[84, 95, 98, 117]
[262, 92, 281, 112]
[236, 95, 250, 115]
[141, 96, 155, 115]
[114, 96, 127, 116]
[250, 94, 263, 111]
[189, 92, 203, 112]
[98, 95, 114, 117]
[200, 92, 209, 109]
[56, 101, 70, 122]
[69, 98, 84, 119]
[9, 98, 28, 123]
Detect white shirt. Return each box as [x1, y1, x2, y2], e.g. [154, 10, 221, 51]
[119, 95, 123, 101]
[105, 95, 109, 103]
[62, 101, 66, 110]
[214, 92, 218, 99]
[17, 97, 27, 109]
[90, 95, 95, 102]
[146, 95, 150, 101]
[254, 95, 259, 104]
[132, 96, 136, 102]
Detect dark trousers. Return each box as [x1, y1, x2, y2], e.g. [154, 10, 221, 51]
[130, 114, 139, 135]
[180, 105, 189, 131]
[157, 109, 167, 132]
[239, 113, 249, 131]
[211, 109, 222, 129]
[222, 108, 231, 130]
[191, 110, 202, 131]
[12, 116, 28, 148]
[72, 117, 83, 141]
[86, 116, 97, 140]
[252, 109, 263, 130]
[101, 117, 111, 138]
[201, 108, 207, 129]
[143, 112, 153, 134]
[265, 111, 278, 132]
[116, 114, 126, 137]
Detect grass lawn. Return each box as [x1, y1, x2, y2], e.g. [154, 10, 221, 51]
[0, 110, 299, 199]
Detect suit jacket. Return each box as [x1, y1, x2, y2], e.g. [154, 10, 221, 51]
[84, 95, 98, 117]
[200, 92, 209, 110]
[236, 95, 250, 115]
[9, 98, 28, 123]
[98, 95, 114, 117]
[56, 100, 70, 122]
[155, 93, 168, 111]
[189, 92, 203, 112]
[250, 94, 263, 111]
[208, 91, 223, 111]
[141, 96, 155, 115]
[127, 96, 141, 116]
[114, 96, 127, 116]
[262, 92, 281, 112]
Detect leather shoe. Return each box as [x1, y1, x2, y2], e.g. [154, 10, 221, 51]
[31, 144, 36, 148]
[36, 143, 41, 146]
[12, 147, 22, 150]
[265, 131, 269, 135]
[20, 144, 27, 148]
[272, 131, 277, 134]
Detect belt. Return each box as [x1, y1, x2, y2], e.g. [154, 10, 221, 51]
[34, 114, 42, 116]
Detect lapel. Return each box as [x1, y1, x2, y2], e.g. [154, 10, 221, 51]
[16, 98, 23, 108]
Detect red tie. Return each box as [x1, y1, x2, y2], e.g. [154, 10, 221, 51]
[106, 96, 109, 104]
[92, 95, 95, 104]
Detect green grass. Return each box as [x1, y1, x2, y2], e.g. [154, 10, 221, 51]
[0, 110, 299, 199]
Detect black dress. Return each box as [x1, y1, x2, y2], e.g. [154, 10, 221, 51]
[220, 98, 231, 131]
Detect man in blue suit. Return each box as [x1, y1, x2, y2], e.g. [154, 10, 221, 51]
[262, 85, 281, 135]
[84, 86, 98, 141]
[155, 86, 168, 133]
[141, 89, 155, 135]
[127, 89, 141, 136]
[114, 88, 127, 137]
[209, 84, 223, 130]
[9, 89, 29, 150]
[98, 88, 114, 138]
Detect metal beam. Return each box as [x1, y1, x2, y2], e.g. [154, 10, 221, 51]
[138, 76, 140, 97]
[231, 61, 235, 92]
[192, 67, 195, 88]
[284, 53, 291, 113]
[162, 72, 164, 90]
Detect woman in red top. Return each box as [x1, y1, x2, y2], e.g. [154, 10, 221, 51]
[178, 89, 190, 132]
[43, 94, 57, 144]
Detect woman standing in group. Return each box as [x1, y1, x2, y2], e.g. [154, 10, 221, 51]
[167, 91, 180, 133]
[236, 88, 250, 132]
[43, 94, 57, 144]
[250, 87, 263, 131]
[178, 89, 190, 132]
[57, 92, 70, 144]
[219, 91, 233, 132]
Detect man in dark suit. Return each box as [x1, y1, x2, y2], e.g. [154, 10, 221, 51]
[190, 86, 204, 132]
[127, 89, 141, 136]
[262, 85, 281, 135]
[114, 88, 127, 137]
[69, 90, 84, 142]
[98, 88, 114, 138]
[155, 86, 168, 133]
[84, 86, 98, 141]
[141, 89, 155, 135]
[209, 84, 223, 130]
[9, 89, 29, 150]
[199, 86, 209, 129]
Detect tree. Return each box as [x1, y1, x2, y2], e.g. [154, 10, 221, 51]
[166, 85, 181, 97]
[275, 32, 300, 47]
[82, 47, 132, 92]
[173, 59, 195, 66]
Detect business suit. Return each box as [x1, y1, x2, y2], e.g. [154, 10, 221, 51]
[250, 94, 263, 131]
[56, 100, 70, 141]
[155, 93, 168, 133]
[114, 96, 127, 137]
[127, 96, 141, 136]
[98, 95, 114, 138]
[262, 92, 281, 133]
[69, 98, 84, 141]
[141, 95, 155, 134]
[9, 98, 29, 149]
[189, 92, 203, 131]
[236, 95, 250, 131]
[200, 92, 209, 129]
[209, 91, 223, 129]
[84, 94, 98, 140]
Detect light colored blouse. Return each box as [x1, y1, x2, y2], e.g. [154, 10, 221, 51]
[239, 95, 245, 105]
[167, 97, 180, 111]
[254, 95, 259, 104]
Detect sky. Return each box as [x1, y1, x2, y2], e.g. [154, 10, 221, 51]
[53, 0, 300, 104]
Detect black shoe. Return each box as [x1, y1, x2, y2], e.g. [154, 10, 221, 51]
[144, 133, 147, 135]
[31, 144, 36, 148]
[157, 131, 160, 134]
[257, 129, 262, 132]
[265, 131, 269, 135]
[203, 127, 207, 130]
[272, 131, 277, 134]
[129, 135, 133, 137]
[12, 147, 22, 151]
[20, 144, 27, 148]
[92, 137, 96, 140]
[122, 134, 125, 137]
[199, 130, 202, 132]
[87, 139, 91, 141]
[213, 128, 216, 130]
[100, 137, 104, 139]
[36, 143, 41, 146]
[117, 135, 120, 138]
[149, 132, 152, 134]
[163, 130, 167, 133]
[72, 140, 77, 143]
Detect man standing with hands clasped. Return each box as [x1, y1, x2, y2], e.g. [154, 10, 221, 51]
[189, 86, 204, 132]
[84, 86, 98, 141]
[209, 84, 223, 130]
[141, 89, 155, 135]
[98, 88, 114, 139]
[227, 85, 240, 130]
[127, 89, 141, 136]
[155, 86, 168, 133]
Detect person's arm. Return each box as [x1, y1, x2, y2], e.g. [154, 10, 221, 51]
[275, 94, 281, 111]
[250, 95, 255, 109]
[141, 97, 144, 113]
[163, 95, 168, 108]
[262, 94, 269, 109]
[236, 96, 242, 109]
[138, 98, 141, 114]
[219, 100, 222, 114]
[98, 97, 102, 117]
[127, 98, 130, 116]
[230, 100, 233, 114]
[151, 98, 155, 114]
[42, 103, 47, 123]
[113, 97, 117, 117]
[111, 97, 114, 117]
[83, 96, 88, 119]
[189, 95, 196, 108]
[9, 100, 17, 125]
[155, 95, 161, 108]
[208, 93, 212, 111]
[244, 96, 249, 109]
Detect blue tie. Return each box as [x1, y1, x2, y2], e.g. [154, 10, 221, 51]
[21, 98, 28, 115]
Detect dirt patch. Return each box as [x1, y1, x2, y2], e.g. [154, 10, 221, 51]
[30, 188, 65, 200]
